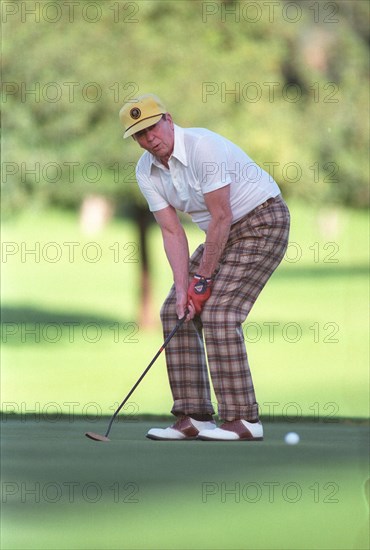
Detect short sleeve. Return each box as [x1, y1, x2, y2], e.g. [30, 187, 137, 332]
[136, 161, 169, 212]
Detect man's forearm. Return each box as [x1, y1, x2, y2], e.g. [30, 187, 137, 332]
[198, 216, 231, 278]
[162, 227, 190, 292]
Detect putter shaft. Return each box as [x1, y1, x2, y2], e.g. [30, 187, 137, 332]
[85, 312, 188, 441]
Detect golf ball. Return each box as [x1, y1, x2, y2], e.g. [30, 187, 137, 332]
[284, 432, 300, 445]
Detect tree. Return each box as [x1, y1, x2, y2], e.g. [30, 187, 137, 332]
[2, 0, 369, 322]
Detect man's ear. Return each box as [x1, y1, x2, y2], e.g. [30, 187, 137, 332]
[164, 113, 174, 128]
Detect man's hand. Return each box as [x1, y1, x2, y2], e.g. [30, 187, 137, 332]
[187, 274, 213, 315]
[176, 289, 195, 321]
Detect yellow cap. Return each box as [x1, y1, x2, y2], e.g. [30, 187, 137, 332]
[119, 93, 167, 139]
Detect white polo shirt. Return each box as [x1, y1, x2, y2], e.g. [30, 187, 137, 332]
[135, 124, 281, 231]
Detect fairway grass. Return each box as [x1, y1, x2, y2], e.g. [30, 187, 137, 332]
[1, 201, 369, 420]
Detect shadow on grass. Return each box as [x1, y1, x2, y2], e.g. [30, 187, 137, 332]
[1, 305, 127, 325]
[276, 263, 368, 279]
[1, 305, 137, 347]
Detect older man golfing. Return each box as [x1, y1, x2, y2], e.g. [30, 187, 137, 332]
[119, 93, 290, 441]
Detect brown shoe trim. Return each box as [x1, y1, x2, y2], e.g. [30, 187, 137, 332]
[171, 416, 199, 438]
[219, 420, 258, 440]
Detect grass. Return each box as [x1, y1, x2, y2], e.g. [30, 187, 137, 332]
[1, 418, 369, 550]
[1, 201, 369, 418]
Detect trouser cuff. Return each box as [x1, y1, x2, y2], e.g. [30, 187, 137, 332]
[218, 403, 259, 422]
[171, 399, 215, 417]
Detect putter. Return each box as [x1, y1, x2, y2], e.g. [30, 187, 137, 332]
[85, 311, 188, 442]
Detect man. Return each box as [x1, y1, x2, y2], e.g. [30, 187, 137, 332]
[119, 93, 290, 441]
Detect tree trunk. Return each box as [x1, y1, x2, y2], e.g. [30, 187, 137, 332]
[135, 205, 157, 328]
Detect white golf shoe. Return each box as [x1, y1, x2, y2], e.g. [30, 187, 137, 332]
[146, 416, 216, 440]
[198, 419, 263, 441]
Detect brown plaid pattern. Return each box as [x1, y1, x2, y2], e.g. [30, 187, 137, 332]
[160, 195, 290, 422]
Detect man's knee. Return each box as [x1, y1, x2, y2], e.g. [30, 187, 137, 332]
[202, 305, 242, 327]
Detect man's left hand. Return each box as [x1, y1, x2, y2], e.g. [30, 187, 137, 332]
[187, 274, 213, 315]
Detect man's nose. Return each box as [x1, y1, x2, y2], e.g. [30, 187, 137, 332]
[146, 130, 154, 142]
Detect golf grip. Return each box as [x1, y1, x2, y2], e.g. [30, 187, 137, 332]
[104, 311, 188, 437]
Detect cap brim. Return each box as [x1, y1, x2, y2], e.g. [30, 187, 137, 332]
[123, 114, 163, 139]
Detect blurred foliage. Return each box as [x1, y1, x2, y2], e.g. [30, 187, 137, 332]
[1, 0, 369, 217]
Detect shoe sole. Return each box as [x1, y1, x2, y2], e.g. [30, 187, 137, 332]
[146, 434, 198, 441]
[198, 436, 264, 441]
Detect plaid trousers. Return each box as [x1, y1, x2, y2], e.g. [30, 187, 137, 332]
[160, 195, 290, 422]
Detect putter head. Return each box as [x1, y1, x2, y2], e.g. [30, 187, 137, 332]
[85, 432, 110, 442]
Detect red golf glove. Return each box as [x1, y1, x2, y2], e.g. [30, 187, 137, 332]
[187, 274, 213, 315]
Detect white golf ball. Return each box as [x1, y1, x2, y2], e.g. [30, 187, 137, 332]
[284, 432, 300, 445]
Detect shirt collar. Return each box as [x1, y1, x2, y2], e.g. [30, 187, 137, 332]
[171, 124, 188, 166]
[150, 124, 188, 170]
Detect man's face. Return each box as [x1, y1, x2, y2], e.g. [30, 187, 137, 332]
[133, 114, 174, 161]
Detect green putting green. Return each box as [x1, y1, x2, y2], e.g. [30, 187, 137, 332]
[1, 418, 368, 550]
